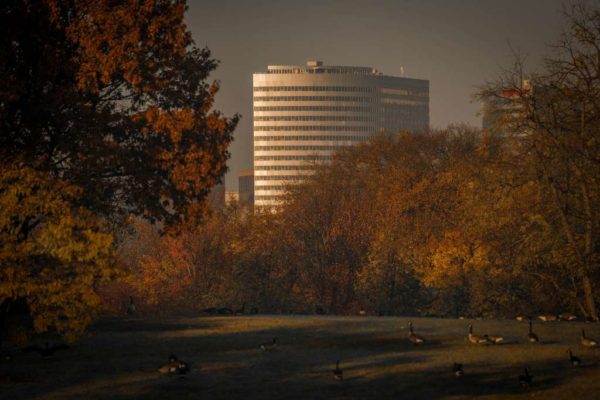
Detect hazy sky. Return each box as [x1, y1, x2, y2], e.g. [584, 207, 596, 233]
[186, 0, 568, 191]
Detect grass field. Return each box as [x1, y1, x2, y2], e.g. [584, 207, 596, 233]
[1, 315, 599, 399]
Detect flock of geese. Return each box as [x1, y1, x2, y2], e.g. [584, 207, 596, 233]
[5, 313, 598, 391]
[405, 318, 598, 388]
[155, 316, 598, 389]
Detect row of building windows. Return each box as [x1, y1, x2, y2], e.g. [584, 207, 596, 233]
[253, 105, 427, 113]
[255, 145, 349, 151]
[255, 195, 287, 201]
[254, 86, 375, 92]
[255, 175, 311, 181]
[254, 96, 374, 102]
[254, 135, 369, 142]
[254, 165, 316, 171]
[254, 126, 373, 132]
[254, 186, 291, 191]
[254, 94, 427, 103]
[254, 155, 332, 161]
[254, 115, 376, 122]
[255, 105, 373, 112]
[265, 68, 372, 75]
[254, 86, 428, 97]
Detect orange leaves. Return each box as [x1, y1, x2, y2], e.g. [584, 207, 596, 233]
[57, 0, 189, 93]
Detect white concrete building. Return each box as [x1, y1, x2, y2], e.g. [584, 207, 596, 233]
[253, 60, 429, 208]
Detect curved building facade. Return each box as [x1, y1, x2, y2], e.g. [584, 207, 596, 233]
[253, 60, 429, 208]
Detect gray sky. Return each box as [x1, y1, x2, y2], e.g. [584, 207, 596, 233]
[186, 0, 568, 191]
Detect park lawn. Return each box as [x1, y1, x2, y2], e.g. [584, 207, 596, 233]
[0, 315, 599, 400]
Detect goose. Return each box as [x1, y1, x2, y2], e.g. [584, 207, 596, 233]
[518, 367, 533, 387]
[538, 314, 557, 322]
[1, 350, 12, 361]
[407, 321, 425, 344]
[580, 329, 598, 347]
[567, 349, 581, 367]
[333, 360, 343, 381]
[234, 303, 246, 316]
[249, 307, 259, 315]
[22, 342, 70, 359]
[486, 334, 504, 344]
[158, 354, 190, 374]
[452, 362, 464, 377]
[217, 307, 233, 315]
[527, 321, 539, 343]
[558, 312, 577, 321]
[126, 296, 136, 315]
[468, 325, 489, 345]
[260, 337, 278, 351]
[202, 307, 217, 315]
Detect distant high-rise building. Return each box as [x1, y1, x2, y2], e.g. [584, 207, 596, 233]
[253, 60, 429, 208]
[482, 80, 531, 136]
[238, 169, 254, 208]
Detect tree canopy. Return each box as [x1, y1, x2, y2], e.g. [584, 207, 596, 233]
[0, 0, 237, 340]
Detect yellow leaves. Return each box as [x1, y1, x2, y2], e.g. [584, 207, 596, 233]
[0, 165, 119, 340]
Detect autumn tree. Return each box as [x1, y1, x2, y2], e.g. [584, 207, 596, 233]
[479, 2, 600, 319]
[0, 0, 237, 339]
[0, 165, 118, 341]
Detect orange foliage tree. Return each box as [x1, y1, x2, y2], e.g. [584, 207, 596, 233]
[0, 0, 237, 339]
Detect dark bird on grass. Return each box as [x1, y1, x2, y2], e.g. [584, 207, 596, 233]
[202, 307, 217, 315]
[558, 312, 577, 321]
[333, 360, 343, 381]
[1, 350, 12, 361]
[249, 307, 259, 315]
[527, 320, 539, 343]
[468, 325, 489, 345]
[260, 337, 278, 351]
[217, 307, 233, 315]
[126, 296, 136, 315]
[452, 362, 464, 377]
[234, 303, 246, 316]
[580, 329, 598, 347]
[315, 305, 325, 315]
[567, 349, 581, 367]
[538, 314, 558, 322]
[408, 321, 425, 344]
[22, 342, 70, 359]
[158, 354, 190, 375]
[518, 367, 533, 387]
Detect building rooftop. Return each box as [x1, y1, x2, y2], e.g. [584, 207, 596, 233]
[266, 60, 376, 75]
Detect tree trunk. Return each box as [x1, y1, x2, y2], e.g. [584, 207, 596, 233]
[548, 179, 598, 319]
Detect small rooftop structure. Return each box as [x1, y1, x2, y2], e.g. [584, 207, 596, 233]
[266, 60, 376, 75]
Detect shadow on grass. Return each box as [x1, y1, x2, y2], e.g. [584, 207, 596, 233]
[87, 317, 220, 333]
[0, 316, 595, 400]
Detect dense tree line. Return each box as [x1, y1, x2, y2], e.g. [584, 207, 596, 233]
[118, 3, 600, 320]
[120, 124, 597, 319]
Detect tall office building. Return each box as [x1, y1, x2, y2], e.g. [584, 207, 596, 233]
[253, 60, 429, 208]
